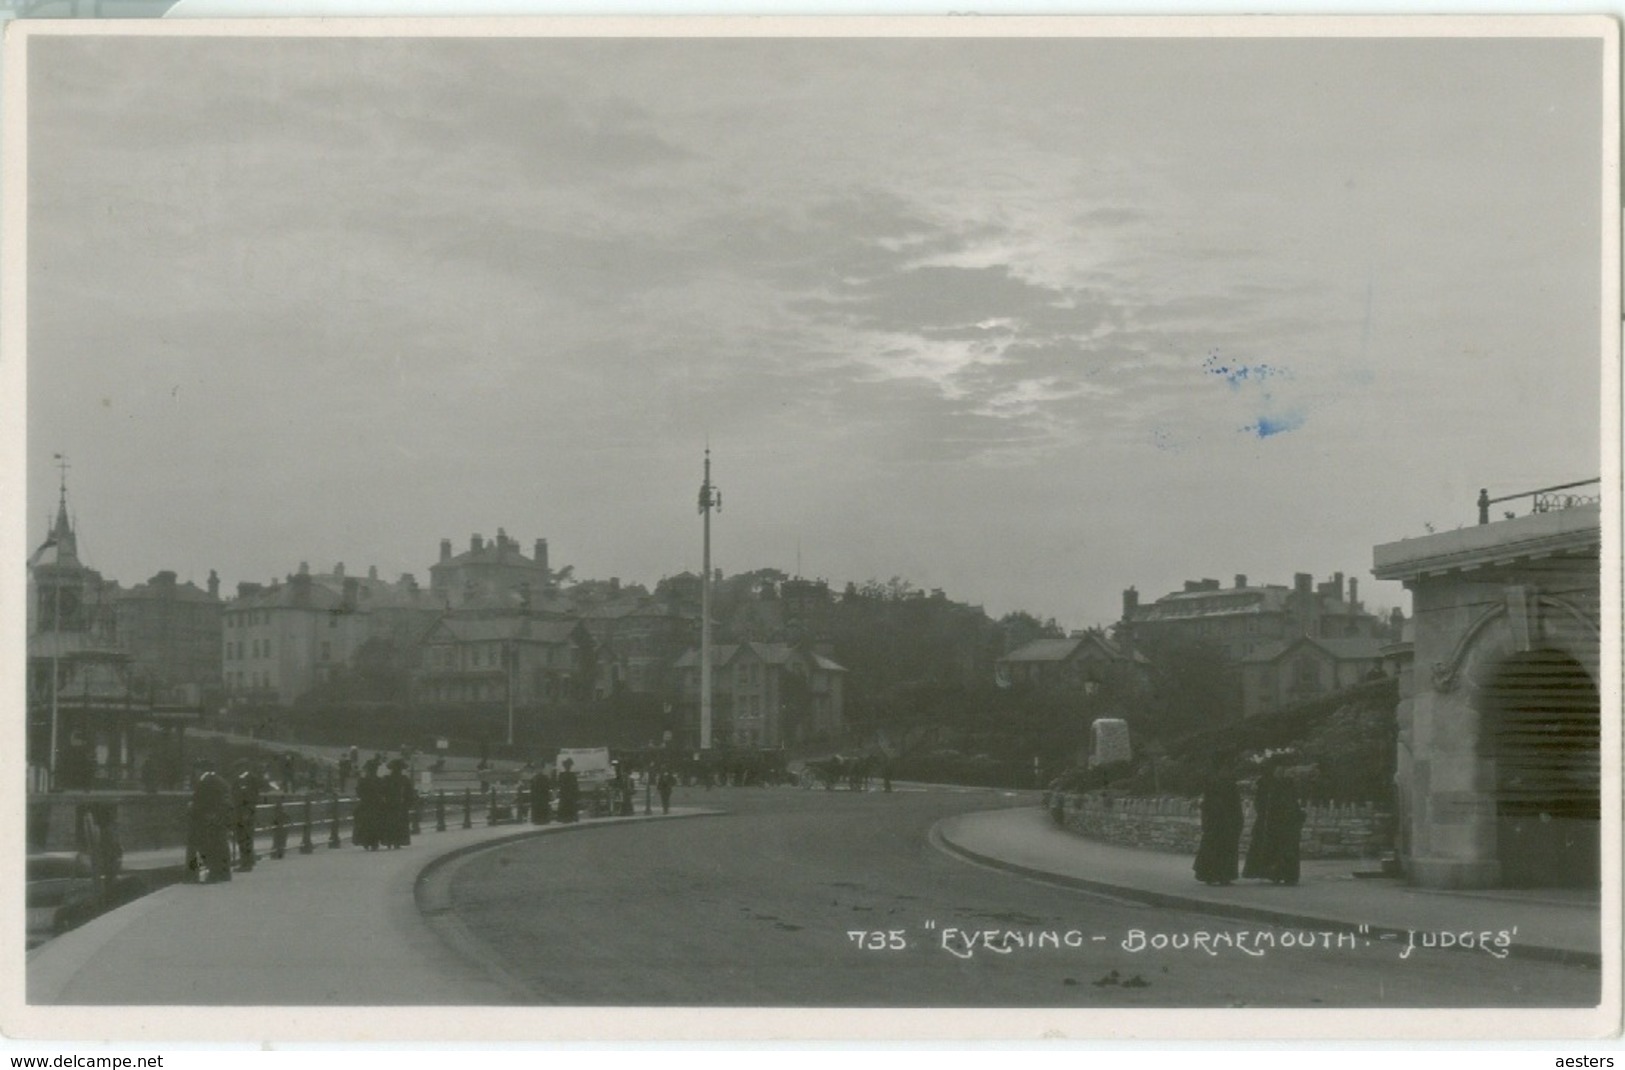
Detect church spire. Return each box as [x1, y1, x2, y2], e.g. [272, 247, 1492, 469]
[47, 453, 77, 559]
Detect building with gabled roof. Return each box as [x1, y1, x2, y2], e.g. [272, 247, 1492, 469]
[672, 642, 845, 748]
[1238, 635, 1392, 718]
[995, 630, 1145, 691]
[413, 615, 594, 709]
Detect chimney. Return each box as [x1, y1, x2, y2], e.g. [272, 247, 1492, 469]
[299, 561, 310, 576]
[368, 565, 378, 581]
[1294, 573, 1315, 637]
[207, 570, 220, 600]
[1201, 578, 1220, 591]
[440, 539, 452, 563]
[156, 570, 177, 587]
[291, 570, 313, 608]
[1333, 571, 1345, 602]
[535, 539, 549, 577]
[1122, 586, 1139, 620]
[1183, 580, 1202, 593]
[471, 534, 484, 553]
[1348, 578, 1359, 608]
[610, 577, 620, 593]
[334, 562, 345, 578]
[237, 582, 263, 599]
[1234, 574, 1247, 589]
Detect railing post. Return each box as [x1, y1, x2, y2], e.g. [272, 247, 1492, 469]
[271, 799, 287, 860]
[1478, 487, 1490, 525]
[328, 793, 341, 848]
[487, 787, 499, 826]
[299, 796, 314, 854]
[436, 790, 447, 832]
[462, 788, 473, 829]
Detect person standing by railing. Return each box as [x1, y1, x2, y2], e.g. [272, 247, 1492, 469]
[530, 767, 552, 825]
[354, 759, 383, 851]
[232, 762, 263, 873]
[381, 758, 414, 849]
[191, 762, 234, 884]
[557, 758, 580, 823]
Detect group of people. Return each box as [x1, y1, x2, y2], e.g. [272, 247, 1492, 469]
[1192, 754, 1305, 887]
[352, 757, 416, 851]
[186, 760, 267, 884]
[522, 760, 678, 825]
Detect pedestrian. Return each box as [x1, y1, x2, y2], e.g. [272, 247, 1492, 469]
[381, 758, 414, 848]
[530, 768, 552, 825]
[232, 761, 263, 872]
[191, 762, 234, 883]
[282, 752, 297, 794]
[1242, 755, 1305, 885]
[557, 758, 581, 823]
[353, 759, 383, 850]
[338, 755, 353, 794]
[1192, 755, 1243, 886]
[657, 769, 675, 815]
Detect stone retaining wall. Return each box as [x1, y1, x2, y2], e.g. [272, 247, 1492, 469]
[1045, 790, 1387, 860]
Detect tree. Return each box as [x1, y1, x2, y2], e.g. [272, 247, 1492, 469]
[1135, 634, 1240, 743]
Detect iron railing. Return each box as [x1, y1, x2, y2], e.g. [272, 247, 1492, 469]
[1477, 478, 1601, 525]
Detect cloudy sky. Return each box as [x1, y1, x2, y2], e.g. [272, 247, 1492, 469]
[20, 26, 1608, 628]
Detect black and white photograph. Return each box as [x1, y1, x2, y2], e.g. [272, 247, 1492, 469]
[4, 15, 1618, 1044]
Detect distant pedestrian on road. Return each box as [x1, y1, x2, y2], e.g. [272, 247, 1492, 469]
[1192, 756, 1243, 886]
[1243, 756, 1305, 885]
[657, 770, 675, 815]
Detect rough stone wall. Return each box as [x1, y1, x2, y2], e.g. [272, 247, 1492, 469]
[1045, 790, 1385, 860]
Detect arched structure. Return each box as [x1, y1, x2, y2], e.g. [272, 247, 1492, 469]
[1373, 504, 1602, 889]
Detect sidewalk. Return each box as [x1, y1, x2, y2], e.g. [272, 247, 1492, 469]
[26, 808, 719, 1006]
[934, 806, 1604, 967]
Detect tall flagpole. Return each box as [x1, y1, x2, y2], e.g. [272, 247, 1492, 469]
[698, 448, 720, 750]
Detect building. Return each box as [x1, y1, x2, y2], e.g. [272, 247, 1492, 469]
[1120, 571, 1395, 661]
[115, 569, 223, 704]
[995, 630, 1145, 692]
[429, 529, 555, 610]
[1237, 636, 1391, 718]
[673, 642, 846, 748]
[412, 616, 594, 708]
[26, 485, 147, 789]
[221, 566, 369, 706]
[580, 593, 701, 698]
[1373, 499, 1601, 890]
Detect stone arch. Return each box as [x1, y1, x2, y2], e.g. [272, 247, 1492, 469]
[1475, 645, 1600, 887]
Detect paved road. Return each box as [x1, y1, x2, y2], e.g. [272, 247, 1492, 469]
[444, 785, 1601, 1008]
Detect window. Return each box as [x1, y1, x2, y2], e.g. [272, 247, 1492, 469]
[321, 642, 331, 662]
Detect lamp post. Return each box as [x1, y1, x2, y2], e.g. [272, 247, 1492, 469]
[698, 448, 721, 750]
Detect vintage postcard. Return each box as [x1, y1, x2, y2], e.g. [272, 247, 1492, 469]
[2, 15, 1618, 1046]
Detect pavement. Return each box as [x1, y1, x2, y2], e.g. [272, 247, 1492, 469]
[934, 806, 1605, 968]
[21, 793, 1604, 1013]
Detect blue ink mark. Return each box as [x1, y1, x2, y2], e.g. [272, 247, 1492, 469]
[1246, 411, 1306, 438]
[1201, 349, 1287, 391]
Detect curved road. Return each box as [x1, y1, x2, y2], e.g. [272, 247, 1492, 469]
[443, 784, 1599, 1008]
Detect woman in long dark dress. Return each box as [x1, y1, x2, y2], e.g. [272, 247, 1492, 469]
[1242, 759, 1305, 884]
[353, 760, 383, 851]
[381, 758, 413, 848]
[1192, 760, 1243, 885]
